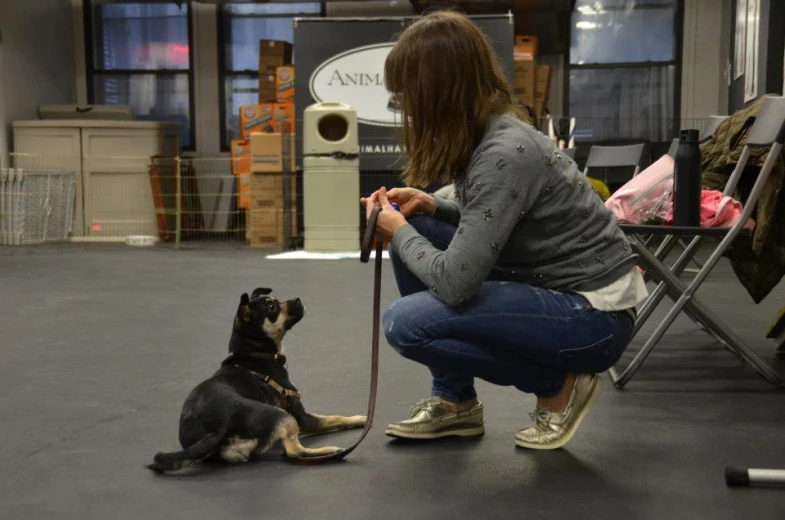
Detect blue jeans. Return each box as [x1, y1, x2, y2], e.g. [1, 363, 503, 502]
[385, 215, 634, 400]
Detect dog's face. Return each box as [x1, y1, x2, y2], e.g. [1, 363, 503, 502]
[235, 288, 305, 348]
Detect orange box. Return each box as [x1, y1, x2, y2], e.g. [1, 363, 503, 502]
[230, 139, 252, 208]
[514, 35, 538, 61]
[276, 66, 295, 103]
[239, 104, 274, 138]
[273, 102, 295, 134]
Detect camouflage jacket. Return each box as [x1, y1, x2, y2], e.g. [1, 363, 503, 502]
[700, 95, 785, 303]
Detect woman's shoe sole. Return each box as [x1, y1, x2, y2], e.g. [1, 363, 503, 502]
[384, 425, 485, 440]
[514, 376, 603, 450]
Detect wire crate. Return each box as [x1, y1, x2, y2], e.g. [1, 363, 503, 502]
[0, 168, 75, 245]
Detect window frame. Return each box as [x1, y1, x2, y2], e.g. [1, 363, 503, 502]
[217, 2, 325, 151]
[84, 0, 197, 151]
[565, 0, 684, 142]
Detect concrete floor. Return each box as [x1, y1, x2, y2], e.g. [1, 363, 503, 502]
[1, 245, 784, 519]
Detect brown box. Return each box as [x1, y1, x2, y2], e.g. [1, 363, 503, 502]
[246, 208, 282, 247]
[535, 64, 552, 106]
[250, 132, 296, 173]
[247, 173, 297, 211]
[512, 60, 536, 105]
[246, 205, 297, 248]
[275, 66, 295, 103]
[258, 71, 277, 103]
[258, 40, 293, 73]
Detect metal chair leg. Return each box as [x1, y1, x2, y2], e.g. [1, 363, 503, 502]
[612, 239, 782, 388]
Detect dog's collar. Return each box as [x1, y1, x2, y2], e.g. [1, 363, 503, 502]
[235, 365, 300, 409]
[248, 351, 287, 365]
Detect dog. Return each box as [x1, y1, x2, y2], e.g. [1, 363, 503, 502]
[147, 287, 366, 473]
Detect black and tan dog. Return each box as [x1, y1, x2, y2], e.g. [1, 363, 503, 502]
[147, 288, 366, 473]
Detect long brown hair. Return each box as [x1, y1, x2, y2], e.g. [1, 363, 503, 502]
[384, 10, 520, 187]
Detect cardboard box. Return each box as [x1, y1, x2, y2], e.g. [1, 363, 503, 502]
[231, 138, 251, 208]
[247, 173, 297, 211]
[250, 132, 296, 173]
[514, 35, 538, 61]
[258, 40, 293, 73]
[535, 64, 552, 107]
[512, 61, 536, 105]
[246, 205, 297, 248]
[230, 139, 250, 175]
[258, 71, 277, 103]
[273, 102, 295, 134]
[275, 66, 295, 103]
[246, 208, 281, 247]
[240, 104, 274, 138]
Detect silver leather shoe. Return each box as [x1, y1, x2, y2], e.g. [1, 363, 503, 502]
[515, 373, 603, 450]
[385, 397, 485, 439]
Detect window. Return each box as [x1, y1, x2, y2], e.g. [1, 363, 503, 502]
[219, 2, 322, 149]
[569, 0, 679, 143]
[86, 0, 194, 149]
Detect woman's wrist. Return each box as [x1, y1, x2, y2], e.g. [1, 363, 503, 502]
[425, 194, 437, 216]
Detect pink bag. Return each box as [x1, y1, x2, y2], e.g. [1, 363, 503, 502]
[604, 154, 745, 228]
[664, 190, 743, 227]
[604, 154, 674, 225]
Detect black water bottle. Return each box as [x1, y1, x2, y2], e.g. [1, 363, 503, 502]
[672, 129, 702, 227]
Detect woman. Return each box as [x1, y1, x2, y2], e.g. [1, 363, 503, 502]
[362, 11, 647, 450]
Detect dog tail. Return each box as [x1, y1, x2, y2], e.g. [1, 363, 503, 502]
[146, 432, 224, 473]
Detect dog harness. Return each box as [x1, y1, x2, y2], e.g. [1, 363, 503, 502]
[231, 353, 301, 409]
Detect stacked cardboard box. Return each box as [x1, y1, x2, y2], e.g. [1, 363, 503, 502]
[259, 40, 292, 100]
[245, 132, 297, 247]
[512, 35, 551, 119]
[241, 41, 298, 247]
[230, 138, 252, 209]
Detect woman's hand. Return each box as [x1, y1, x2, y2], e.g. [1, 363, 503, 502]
[386, 187, 436, 217]
[360, 187, 409, 243]
[362, 187, 435, 218]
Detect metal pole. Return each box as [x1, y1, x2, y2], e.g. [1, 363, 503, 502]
[175, 157, 182, 250]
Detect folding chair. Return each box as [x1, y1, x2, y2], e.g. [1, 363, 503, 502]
[583, 143, 646, 180]
[609, 96, 785, 389]
[701, 115, 729, 140]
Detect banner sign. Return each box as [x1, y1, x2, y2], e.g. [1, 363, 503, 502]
[294, 15, 514, 170]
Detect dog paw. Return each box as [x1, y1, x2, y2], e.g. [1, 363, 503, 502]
[348, 415, 367, 428]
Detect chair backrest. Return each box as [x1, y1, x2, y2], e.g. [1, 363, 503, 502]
[563, 148, 576, 159]
[666, 138, 679, 157]
[746, 97, 785, 146]
[583, 143, 646, 178]
[723, 96, 785, 198]
[700, 115, 729, 140]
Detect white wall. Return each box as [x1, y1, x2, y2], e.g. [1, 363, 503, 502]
[680, 0, 731, 121]
[0, 0, 77, 153]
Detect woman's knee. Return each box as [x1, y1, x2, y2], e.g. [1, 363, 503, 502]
[383, 297, 427, 354]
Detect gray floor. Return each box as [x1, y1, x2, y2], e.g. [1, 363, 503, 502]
[1, 245, 784, 519]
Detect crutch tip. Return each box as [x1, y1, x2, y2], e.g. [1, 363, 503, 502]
[725, 466, 750, 487]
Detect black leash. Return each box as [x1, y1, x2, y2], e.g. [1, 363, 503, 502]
[293, 205, 383, 463]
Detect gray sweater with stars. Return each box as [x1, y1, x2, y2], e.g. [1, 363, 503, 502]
[390, 113, 637, 307]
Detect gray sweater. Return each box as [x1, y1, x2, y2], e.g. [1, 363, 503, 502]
[390, 113, 637, 307]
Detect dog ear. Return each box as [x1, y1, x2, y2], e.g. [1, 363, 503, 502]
[251, 287, 272, 299]
[237, 294, 252, 323]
